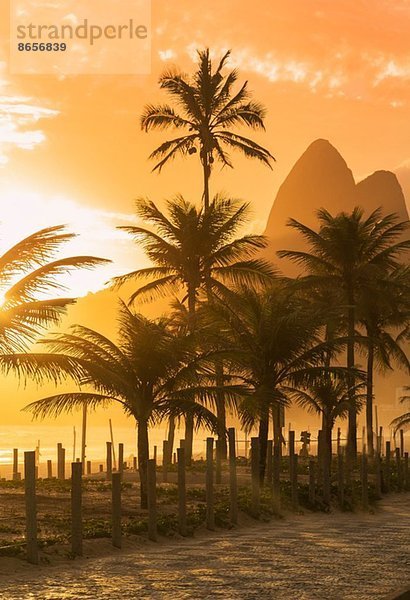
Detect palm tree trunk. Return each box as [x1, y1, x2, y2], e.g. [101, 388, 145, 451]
[366, 338, 375, 457]
[184, 286, 196, 466]
[258, 406, 270, 485]
[347, 300, 357, 461]
[321, 412, 332, 504]
[202, 153, 210, 212]
[166, 415, 175, 464]
[272, 404, 282, 458]
[137, 419, 149, 509]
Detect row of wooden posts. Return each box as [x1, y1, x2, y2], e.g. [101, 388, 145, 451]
[20, 427, 409, 564]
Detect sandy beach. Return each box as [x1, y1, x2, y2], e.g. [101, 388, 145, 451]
[0, 493, 408, 600]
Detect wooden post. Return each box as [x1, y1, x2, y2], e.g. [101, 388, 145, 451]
[112, 472, 122, 548]
[399, 430, 404, 458]
[57, 443, 65, 480]
[24, 451, 38, 564]
[385, 441, 391, 492]
[291, 454, 298, 509]
[118, 443, 124, 482]
[361, 452, 368, 510]
[215, 439, 222, 485]
[71, 462, 83, 556]
[289, 430, 295, 476]
[378, 426, 383, 455]
[106, 441, 112, 481]
[99, 464, 104, 473]
[374, 453, 382, 498]
[177, 447, 187, 536]
[337, 452, 344, 508]
[395, 448, 403, 491]
[266, 440, 273, 488]
[336, 428, 341, 457]
[206, 437, 215, 530]
[147, 459, 157, 542]
[47, 459, 52, 479]
[317, 430, 323, 487]
[308, 459, 315, 504]
[133, 456, 137, 471]
[228, 428, 238, 525]
[162, 440, 169, 484]
[273, 443, 281, 511]
[404, 452, 409, 491]
[13, 448, 19, 481]
[251, 437, 260, 516]
[86, 460, 91, 475]
[173, 452, 177, 465]
[109, 419, 117, 471]
[153, 445, 157, 463]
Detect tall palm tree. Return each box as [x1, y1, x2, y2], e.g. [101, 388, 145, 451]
[0, 225, 108, 353]
[278, 207, 410, 460]
[21, 304, 223, 508]
[141, 48, 274, 210]
[203, 284, 350, 483]
[391, 387, 410, 433]
[291, 378, 365, 502]
[111, 195, 275, 462]
[357, 266, 410, 455]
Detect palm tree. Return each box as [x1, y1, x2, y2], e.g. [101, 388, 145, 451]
[391, 387, 410, 433]
[111, 195, 275, 462]
[21, 304, 223, 508]
[291, 378, 364, 503]
[357, 266, 410, 455]
[141, 48, 274, 210]
[0, 225, 108, 353]
[278, 207, 410, 460]
[203, 284, 349, 483]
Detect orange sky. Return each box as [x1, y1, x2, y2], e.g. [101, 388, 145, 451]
[0, 0, 409, 432]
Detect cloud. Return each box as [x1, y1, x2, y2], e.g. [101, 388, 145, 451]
[0, 70, 59, 165]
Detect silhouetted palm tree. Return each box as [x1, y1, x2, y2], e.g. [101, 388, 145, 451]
[141, 48, 274, 209]
[204, 284, 349, 483]
[357, 266, 410, 455]
[22, 304, 225, 508]
[278, 207, 410, 460]
[291, 378, 364, 502]
[391, 388, 410, 433]
[0, 225, 108, 353]
[111, 195, 275, 462]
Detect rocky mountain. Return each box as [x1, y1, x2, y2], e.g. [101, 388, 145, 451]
[265, 139, 409, 274]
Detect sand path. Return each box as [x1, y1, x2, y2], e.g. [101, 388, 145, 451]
[0, 494, 408, 599]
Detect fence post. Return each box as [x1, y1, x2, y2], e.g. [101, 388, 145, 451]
[86, 460, 92, 475]
[385, 441, 391, 492]
[308, 459, 315, 504]
[147, 459, 157, 542]
[361, 452, 368, 510]
[118, 443, 124, 482]
[57, 443, 65, 480]
[112, 472, 122, 548]
[206, 437, 215, 530]
[47, 459, 52, 479]
[336, 428, 341, 456]
[273, 443, 281, 511]
[289, 430, 295, 477]
[177, 447, 187, 536]
[228, 428, 238, 525]
[337, 452, 344, 508]
[374, 453, 382, 498]
[291, 454, 298, 509]
[162, 440, 169, 484]
[13, 448, 19, 481]
[215, 439, 222, 485]
[251, 437, 260, 516]
[395, 448, 403, 491]
[399, 429, 404, 457]
[266, 440, 273, 488]
[404, 452, 409, 491]
[71, 462, 83, 556]
[106, 442, 112, 481]
[24, 451, 38, 564]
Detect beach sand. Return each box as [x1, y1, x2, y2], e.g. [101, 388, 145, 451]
[0, 493, 408, 599]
